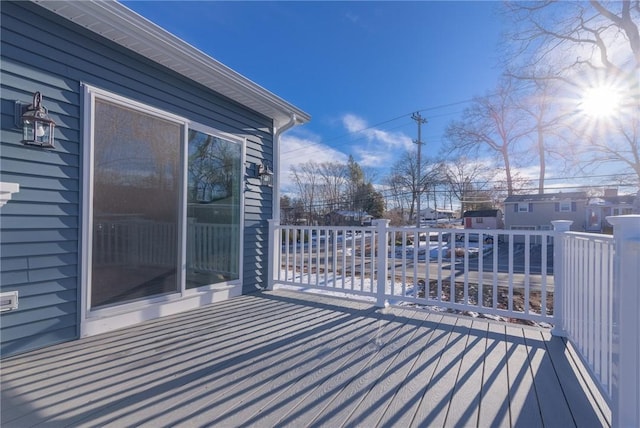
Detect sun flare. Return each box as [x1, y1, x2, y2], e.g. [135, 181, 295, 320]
[580, 85, 622, 118]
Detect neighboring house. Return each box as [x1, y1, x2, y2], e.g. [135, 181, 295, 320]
[325, 210, 373, 226]
[419, 207, 456, 221]
[585, 189, 636, 233]
[504, 192, 588, 231]
[0, 1, 309, 356]
[462, 209, 504, 229]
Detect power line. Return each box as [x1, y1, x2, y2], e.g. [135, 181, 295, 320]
[280, 85, 535, 159]
[279, 101, 474, 159]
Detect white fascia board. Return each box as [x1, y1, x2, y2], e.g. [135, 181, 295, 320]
[32, 0, 310, 129]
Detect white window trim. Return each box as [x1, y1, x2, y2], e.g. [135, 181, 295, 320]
[80, 84, 243, 337]
[517, 203, 530, 212]
[559, 200, 572, 212]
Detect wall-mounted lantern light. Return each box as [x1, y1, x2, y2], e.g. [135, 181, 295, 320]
[258, 162, 274, 187]
[16, 92, 56, 149]
[246, 161, 274, 189]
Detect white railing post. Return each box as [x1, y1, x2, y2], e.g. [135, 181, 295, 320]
[267, 219, 279, 291]
[372, 219, 390, 308]
[551, 220, 573, 337]
[606, 215, 640, 428]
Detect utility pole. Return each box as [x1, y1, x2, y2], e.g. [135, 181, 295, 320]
[412, 112, 427, 228]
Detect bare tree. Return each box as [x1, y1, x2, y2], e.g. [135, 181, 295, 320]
[289, 162, 320, 224]
[445, 77, 531, 196]
[504, 0, 640, 184]
[441, 156, 495, 216]
[385, 149, 440, 222]
[317, 161, 348, 213]
[383, 173, 412, 222]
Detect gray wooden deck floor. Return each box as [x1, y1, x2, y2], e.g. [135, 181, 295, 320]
[1, 290, 610, 427]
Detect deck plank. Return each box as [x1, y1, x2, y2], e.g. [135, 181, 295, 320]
[72, 292, 377, 427]
[342, 312, 442, 428]
[307, 309, 432, 427]
[163, 297, 382, 427]
[273, 308, 407, 427]
[83, 299, 365, 426]
[477, 322, 511, 428]
[521, 327, 576, 428]
[504, 325, 543, 428]
[443, 318, 489, 428]
[411, 316, 475, 427]
[375, 312, 459, 427]
[0, 290, 610, 428]
[537, 330, 611, 427]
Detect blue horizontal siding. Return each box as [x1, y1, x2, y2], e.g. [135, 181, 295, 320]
[1, 1, 275, 356]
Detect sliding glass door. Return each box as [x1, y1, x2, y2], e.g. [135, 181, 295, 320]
[86, 87, 244, 315]
[186, 128, 242, 288]
[91, 99, 182, 308]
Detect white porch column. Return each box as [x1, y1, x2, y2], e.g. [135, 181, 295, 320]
[606, 215, 640, 428]
[372, 219, 390, 308]
[267, 219, 279, 291]
[551, 220, 573, 337]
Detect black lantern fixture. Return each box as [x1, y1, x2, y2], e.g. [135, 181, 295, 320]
[19, 92, 56, 148]
[258, 162, 274, 187]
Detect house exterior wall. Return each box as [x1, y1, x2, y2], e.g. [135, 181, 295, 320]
[0, 2, 273, 356]
[504, 200, 586, 231]
[462, 210, 503, 230]
[464, 216, 501, 229]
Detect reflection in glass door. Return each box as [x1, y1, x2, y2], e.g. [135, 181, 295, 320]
[186, 129, 241, 288]
[91, 99, 182, 308]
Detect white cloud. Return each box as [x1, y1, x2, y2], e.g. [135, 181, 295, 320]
[342, 113, 413, 151]
[279, 131, 348, 192]
[352, 147, 389, 168]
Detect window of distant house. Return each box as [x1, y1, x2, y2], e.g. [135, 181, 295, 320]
[517, 203, 530, 212]
[476, 217, 484, 223]
[559, 201, 572, 212]
[612, 207, 633, 215]
[511, 226, 536, 230]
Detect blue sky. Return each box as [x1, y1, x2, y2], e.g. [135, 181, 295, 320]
[123, 1, 505, 190]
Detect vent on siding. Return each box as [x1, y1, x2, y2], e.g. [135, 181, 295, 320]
[0, 291, 19, 312]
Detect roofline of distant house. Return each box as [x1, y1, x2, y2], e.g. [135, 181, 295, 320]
[504, 192, 588, 203]
[32, 0, 311, 129]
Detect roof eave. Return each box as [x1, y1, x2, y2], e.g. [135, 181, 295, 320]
[32, 0, 310, 128]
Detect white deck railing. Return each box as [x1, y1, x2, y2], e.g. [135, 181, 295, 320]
[552, 217, 640, 428]
[557, 230, 614, 398]
[271, 221, 555, 323]
[269, 216, 640, 428]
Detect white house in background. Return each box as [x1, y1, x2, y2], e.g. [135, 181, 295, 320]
[419, 207, 456, 221]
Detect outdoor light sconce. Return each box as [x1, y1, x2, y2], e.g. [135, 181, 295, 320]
[258, 162, 274, 187]
[15, 91, 56, 149]
[246, 161, 274, 189]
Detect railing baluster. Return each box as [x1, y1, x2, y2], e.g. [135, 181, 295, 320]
[507, 235, 522, 312]
[541, 234, 547, 317]
[463, 233, 469, 306]
[524, 234, 530, 316]
[450, 231, 455, 304]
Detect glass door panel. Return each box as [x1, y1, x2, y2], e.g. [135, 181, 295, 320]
[91, 99, 181, 308]
[186, 129, 241, 288]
